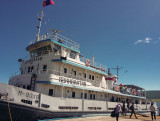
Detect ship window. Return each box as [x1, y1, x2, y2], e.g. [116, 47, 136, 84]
[23, 86, 26, 89]
[84, 93, 87, 99]
[83, 73, 86, 78]
[81, 93, 83, 99]
[93, 94, 95, 100]
[92, 75, 94, 80]
[43, 65, 47, 71]
[53, 44, 61, 53]
[72, 70, 76, 76]
[70, 51, 76, 59]
[27, 86, 30, 90]
[72, 92, 75, 98]
[64, 68, 67, 73]
[42, 46, 47, 51]
[48, 89, 53, 96]
[31, 66, 34, 72]
[28, 67, 31, 73]
[90, 94, 92, 99]
[47, 45, 52, 50]
[89, 74, 91, 79]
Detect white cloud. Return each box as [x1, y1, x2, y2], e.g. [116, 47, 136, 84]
[134, 37, 152, 45]
[144, 37, 152, 43]
[134, 40, 142, 45]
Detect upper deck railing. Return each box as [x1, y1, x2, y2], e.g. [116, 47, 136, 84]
[80, 57, 107, 73]
[29, 33, 80, 51]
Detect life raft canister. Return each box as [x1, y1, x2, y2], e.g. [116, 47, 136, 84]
[85, 59, 90, 66]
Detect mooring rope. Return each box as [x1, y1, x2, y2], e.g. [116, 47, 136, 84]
[6, 94, 13, 121]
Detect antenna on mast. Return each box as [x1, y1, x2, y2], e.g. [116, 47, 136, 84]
[36, 9, 44, 42]
[111, 65, 123, 80]
[46, 28, 64, 40]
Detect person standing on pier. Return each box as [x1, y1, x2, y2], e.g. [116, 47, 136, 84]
[130, 103, 138, 119]
[115, 104, 122, 121]
[122, 101, 126, 116]
[150, 102, 156, 121]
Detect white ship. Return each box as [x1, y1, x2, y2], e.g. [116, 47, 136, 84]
[0, 10, 157, 121]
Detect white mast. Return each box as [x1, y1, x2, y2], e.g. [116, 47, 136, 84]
[36, 10, 44, 42]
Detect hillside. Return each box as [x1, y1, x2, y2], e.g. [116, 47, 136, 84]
[146, 90, 160, 100]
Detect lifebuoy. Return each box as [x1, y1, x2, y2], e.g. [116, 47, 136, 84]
[133, 90, 136, 95]
[85, 59, 90, 66]
[116, 86, 119, 92]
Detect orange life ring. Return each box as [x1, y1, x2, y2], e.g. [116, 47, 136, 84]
[85, 59, 90, 66]
[133, 90, 136, 95]
[116, 86, 119, 92]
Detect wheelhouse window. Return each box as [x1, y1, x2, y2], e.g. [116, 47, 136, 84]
[30, 44, 52, 57]
[48, 89, 53, 96]
[43, 65, 47, 71]
[70, 51, 76, 59]
[83, 73, 86, 78]
[53, 44, 61, 55]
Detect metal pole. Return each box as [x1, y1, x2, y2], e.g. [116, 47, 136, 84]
[36, 10, 44, 42]
[145, 90, 147, 110]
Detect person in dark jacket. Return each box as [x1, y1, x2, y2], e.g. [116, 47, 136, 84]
[115, 104, 122, 121]
[150, 102, 156, 121]
[130, 103, 138, 119]
[122, 101, 126, 116]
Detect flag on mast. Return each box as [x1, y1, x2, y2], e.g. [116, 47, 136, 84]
[43, 0, 54, 7]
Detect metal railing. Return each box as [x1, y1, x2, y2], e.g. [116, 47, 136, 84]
[29, 33, 80, 51]
[112, 85, 145, 97]
[80, 57, 107, 73]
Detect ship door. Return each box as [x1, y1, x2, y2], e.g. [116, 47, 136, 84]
[30, 74, 37, 91]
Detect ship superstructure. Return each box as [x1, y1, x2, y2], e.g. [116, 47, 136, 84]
[0, 10, 157, 121]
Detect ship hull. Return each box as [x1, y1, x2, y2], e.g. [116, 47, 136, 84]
[0, 100, 109, 121]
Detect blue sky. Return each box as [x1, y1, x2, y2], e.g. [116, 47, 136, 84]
[0, 0, 160, 90]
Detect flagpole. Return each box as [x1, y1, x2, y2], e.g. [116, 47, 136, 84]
[36, 8, 44, 42]
[36, 0, 54, 41]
